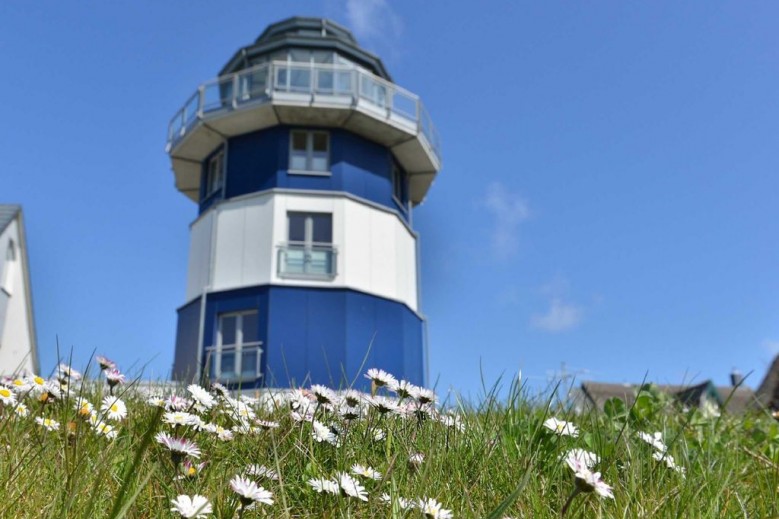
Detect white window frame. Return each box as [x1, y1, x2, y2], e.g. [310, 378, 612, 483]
[204, 148, 225, 198]
[278, 212, 337, 280]
[288, 130, 330, 176]
[206, 310, 262, 383]
[391, 163, 406, 209]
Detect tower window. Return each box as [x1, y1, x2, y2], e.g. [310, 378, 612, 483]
[204, 149, 225, 197]
[279, 212, 336, 279]
[392, 164, 406, 207]
[289, 130, 329, 174]
[206, 310, 262, 382]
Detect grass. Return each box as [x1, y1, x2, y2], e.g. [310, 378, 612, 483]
[1, 365, 778, 518]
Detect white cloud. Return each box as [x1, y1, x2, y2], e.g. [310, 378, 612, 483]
[345, 0, 402, 44]
[531, 298, 583, 333]
[481, 181, 530, 261]
[762, 339, 779, 356]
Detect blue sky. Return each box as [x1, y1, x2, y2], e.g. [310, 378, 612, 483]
[2, 1, 778, 399]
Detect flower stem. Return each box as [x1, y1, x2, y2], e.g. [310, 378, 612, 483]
[561, 487, 582, 517]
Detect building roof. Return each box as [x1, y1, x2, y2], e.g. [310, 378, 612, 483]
[756, 355, 779, 410]
[580, 380, 759, 414]
[218, 16, 392, 81]
[0, 204, 20, 233]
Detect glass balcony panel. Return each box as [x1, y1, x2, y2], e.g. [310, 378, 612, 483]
[392, 91, 417, 120]
[279, 243, 336, 278]
[241, 349, 259, 378]
[316, 70, 334, 93]
[360, 75, 387, 108]
[220, 351, 236, 379]
[335, 71, 353, 94]
[275, 68, 289, 91]
[290, 68, 311, 92]
[308, 249, 332, 275]
[238, 67, 267, 101]
[283, 248, 307, 274]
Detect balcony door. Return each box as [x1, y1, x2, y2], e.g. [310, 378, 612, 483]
[282, 212, 334, 278]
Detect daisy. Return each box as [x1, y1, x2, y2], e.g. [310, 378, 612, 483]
[93, 421, 118, 440]
[566, 458, 614, 499]
[101, 396, 128, 421]
[416, 387, 437, 405]
[438, 413, 465, 432]
[230, 475, 274, 506]
[178, 460, 207, 479]
[35, 416, 60, 431]
[340, 389, 363, 407]
[56, 364, 82, 382]
[147, 395, 166, 408]
[187, 384, 216, 410]
[95, 355, 116, 370]
[369, 395, 399, 415]
[418, 498, 454, 518]
[210, 382, 229, 397]
[0, 387, 17, 405]
[351, 464, 382, 481]
[365, 368, 398, 389]
[380, 493, 416, 510]
[371, 428, 386, 441]
[14, 402, 29, 417]
[563, 449, 600, 469]
[310, 384, 336, 405]
[308, 477, 339, 495]
[339, 405, 362, 421]
[638, 431, 667, 453]
[312, 420, 339, 445]
[155, 432, 201, 460]
[392, 380, 419, 399]
[10, 378, 31, 393]
[170, 495, 212, 518]
[255, 419, 280, 430]
[338, 472, 368, 501]
[164, 411, 198, 427]
[73, 397, 94, 417]
[104, 369, 125, 392]
[245, 465, 279, 481]
[27, 375, 47, 393]
[652, 451, 686, 476]
[408, 452, 425, 469]
[166, 395, 190, 411]
[543, 417, 579, 437]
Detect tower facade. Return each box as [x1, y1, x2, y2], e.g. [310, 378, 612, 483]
[166, 17, 440, 390]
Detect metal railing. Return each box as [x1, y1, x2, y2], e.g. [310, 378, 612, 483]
[277, 241, 337, 279]
[167, 61, 440, 162]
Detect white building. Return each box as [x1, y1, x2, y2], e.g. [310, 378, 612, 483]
[0, 205, 39, 375]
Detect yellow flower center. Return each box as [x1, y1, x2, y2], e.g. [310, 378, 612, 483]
[12, 379, 24, 387]
[556, 423, 565, 432]
[33, 376, 44, 385]
[111, 404, 119, 413]
[187, 467, 197, 475]
[0, 388, 11, 398]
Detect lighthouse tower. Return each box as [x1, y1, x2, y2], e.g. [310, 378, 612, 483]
[166, 17, 440, 390]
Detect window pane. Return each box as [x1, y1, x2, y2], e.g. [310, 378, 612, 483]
[288, 213, 307, 242]
[220, 315, 237, 346]
[313, 50, 334, 64]
[311, 214, 332, 243]
[283, 248, 306, 273]
[220, 352, 236, 379]
[316, 70, 334, 92]
[291, 132, 307, 151]
[290, 49, 310, 62]
[308, 250, 332, 275]
[312, 133, 328, 152]
[310, 154, 328, 172]
[275, 68, 288, 89]
[242, 312, 259, 343]
[335, 71, 353, 94]
[241, 350, 258, 378]
[290, 69, 311, 91]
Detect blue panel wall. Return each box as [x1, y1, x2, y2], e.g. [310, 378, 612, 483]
[201, 126, 409, 220]
[197, 285, 425, 390]
[172, 297, 202, 381]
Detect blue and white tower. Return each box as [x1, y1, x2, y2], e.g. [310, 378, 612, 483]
[166, 17, 440, 390]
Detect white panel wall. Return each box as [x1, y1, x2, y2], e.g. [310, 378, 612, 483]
[0, 219, 36, 375]
[185, 211, 214, 301]
[189, 191, 419, 311]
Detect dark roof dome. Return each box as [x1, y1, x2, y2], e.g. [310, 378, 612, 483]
[218, 16, 391, 81]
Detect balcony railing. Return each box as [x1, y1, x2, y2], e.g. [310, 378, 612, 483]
[167, 61, 440, 163]
[277, 242, 337, 279]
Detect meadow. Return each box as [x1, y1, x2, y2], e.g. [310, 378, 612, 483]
[1, 359, 778, 518]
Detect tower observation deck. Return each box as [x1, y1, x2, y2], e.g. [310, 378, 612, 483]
[167, 17, 441, 389]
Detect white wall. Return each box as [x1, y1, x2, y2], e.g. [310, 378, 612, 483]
[0, 218, 37, 375]
[185, 191, 419, 311]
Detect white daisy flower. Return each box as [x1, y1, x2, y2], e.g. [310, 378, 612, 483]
[0, 387, 17, 405]
[380, 493, 416, 510]
[14, 402, 29, 417]
[340, 389, 364, 407]
[27, 375, 47, 393]
[73, 397, 94, 417]
[365, 368, 398, 389]
[371, 428, 386, 441]
[638, 431, 667, 453]
[351, 464, 382, 481]
[163, 411, 198, 427]
[563, 449, 600, 469]
[101, 396, 128, 421]
[652, 451, 686, 476]
[416, 387, 437, 405]
[170, 494, 212, 518]
[155, 432, 201, 459]
[104, 369, 125, 392]
[312, 420, 338, 445]
[438, 413, 465, 432]
[187, 384, 216, 410]
[35, 416, 60, 431]
[369, 395, 399, 415]
[229, 475, 274, 506]
[10, 378, 31, 393]
[255, 419, 280, 430]
[409, 452, 425, 469]
[566, 458, 614, 499]
[392, 380, 419, 399]
[93, 421, 118, 440]
[308, 477, 339, 495]
[56, 364, 82, 382]
[146, 395, 166, 408]
[95, 355, 116, 371]
[418, 497, 454, 518]
[178, 460, 206, 479]
[245, 465, 279, 481]
[338, 472, 368, 501]
[310, 384, 336, 405]
[165, 395, 190, 411]
[543, 417, 579, 437]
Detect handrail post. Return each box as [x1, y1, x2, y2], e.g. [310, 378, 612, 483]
[197, 85, 204, 118]
[232, 74, 239, 109]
